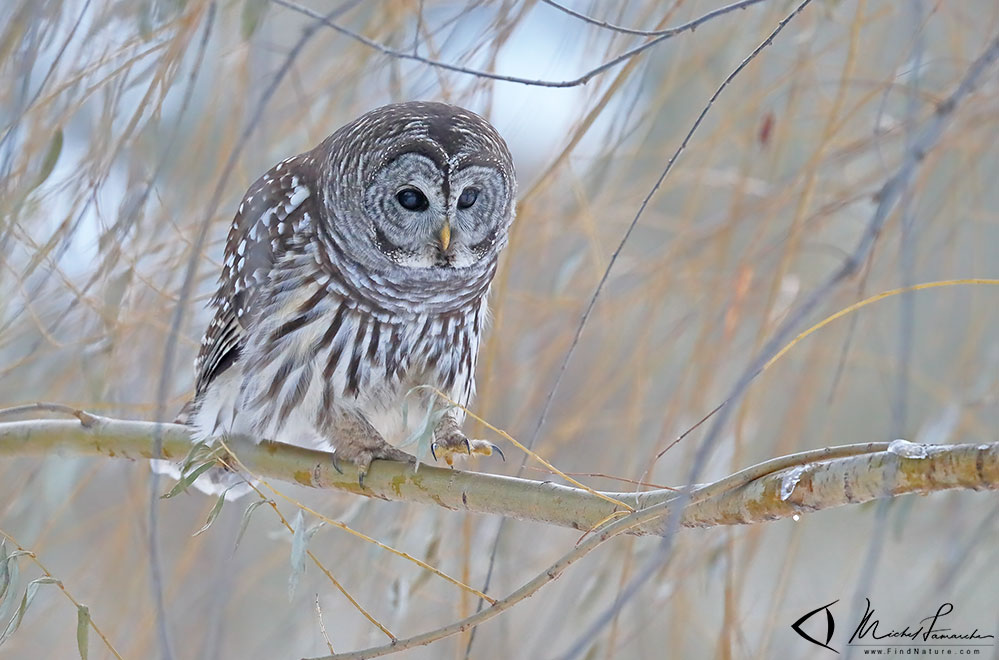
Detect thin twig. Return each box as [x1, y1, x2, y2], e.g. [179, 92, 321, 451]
[522, 466, 673, 491]
[663, 277, 999, 465]
[316, 594, 335, 654]
[271, 0, 771, 88]
[0, 402, 95, 425]
[540, 0, 767, 38]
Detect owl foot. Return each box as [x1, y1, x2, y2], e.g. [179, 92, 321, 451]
[329, 426, 415, 488]
[431, 415, 505, 467]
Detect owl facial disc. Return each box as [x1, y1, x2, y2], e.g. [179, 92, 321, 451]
[321, 101, 515, 278]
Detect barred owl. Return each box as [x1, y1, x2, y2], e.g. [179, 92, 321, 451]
[162, 101, 516, 495]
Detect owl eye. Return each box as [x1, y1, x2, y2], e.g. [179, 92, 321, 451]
[457, 187, 479, 209]
[396, 188, 429, 212]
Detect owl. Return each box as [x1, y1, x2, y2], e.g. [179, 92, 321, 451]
[159, 101, 516, 496]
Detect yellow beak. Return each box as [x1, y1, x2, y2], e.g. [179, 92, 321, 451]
[439, 222, 451, 251]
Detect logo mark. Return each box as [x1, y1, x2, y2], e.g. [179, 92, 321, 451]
[792, 599, 839, 653]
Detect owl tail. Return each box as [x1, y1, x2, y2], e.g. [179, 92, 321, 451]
[149, 400, 255, 500]
[150, 460, 255, 501]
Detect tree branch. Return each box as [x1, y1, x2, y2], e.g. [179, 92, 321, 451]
[1, 415, 995, 536]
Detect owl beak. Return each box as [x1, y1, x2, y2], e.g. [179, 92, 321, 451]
[438, 221, 451, 252]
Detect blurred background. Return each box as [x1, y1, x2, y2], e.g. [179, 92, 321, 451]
[1, 0, 997, 658]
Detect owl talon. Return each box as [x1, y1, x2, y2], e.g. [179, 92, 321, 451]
[430, 433, 502, 466]
[430, 441, 456, 467]
[430, 440, 459, 467]
[327, 414, 414, 488]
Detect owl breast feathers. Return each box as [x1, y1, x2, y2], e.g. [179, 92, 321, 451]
[162, 102, 516, 496]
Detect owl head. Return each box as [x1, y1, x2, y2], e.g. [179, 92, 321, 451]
[319, 102, 517, 281]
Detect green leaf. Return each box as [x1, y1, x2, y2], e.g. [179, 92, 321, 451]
[0, 543, 11, 617]
[0, 576, 61, 646]
[403, 395, 454, 468]
[178, 440, 214, 475]
[0, 547, 21, 623]
[2, 550, 33, 563]
[32, 128, 63, 191]
[288, 511, 307, 601]
[192, 489, 231, 537]
[241, 0, 269, 39]
[234, 499, 269, 552]
[76, 605, 89, 660]
[0, 548, 32, 623]
[411, 405, 436, 466]
[160, 461, 216, 499]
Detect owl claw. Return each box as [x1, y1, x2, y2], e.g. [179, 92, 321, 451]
[429, 441, 455, 466]
[488, 442, 505, 462]
[430, 436, 504, 466]
[327, 436, 412, 492]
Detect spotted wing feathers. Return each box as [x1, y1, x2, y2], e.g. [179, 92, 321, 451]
[193, 155, 318, 396]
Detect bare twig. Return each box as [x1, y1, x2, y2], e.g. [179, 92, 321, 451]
[271, 0, 771, 88]
[0, 402, 95, 425]
[316, 595, 335, 654]
[540, 0, 767, 38]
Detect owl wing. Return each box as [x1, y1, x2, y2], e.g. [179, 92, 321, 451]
[193, 155, 319, 397]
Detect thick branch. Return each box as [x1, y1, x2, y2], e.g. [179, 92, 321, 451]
[1, 415, 996, 536]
